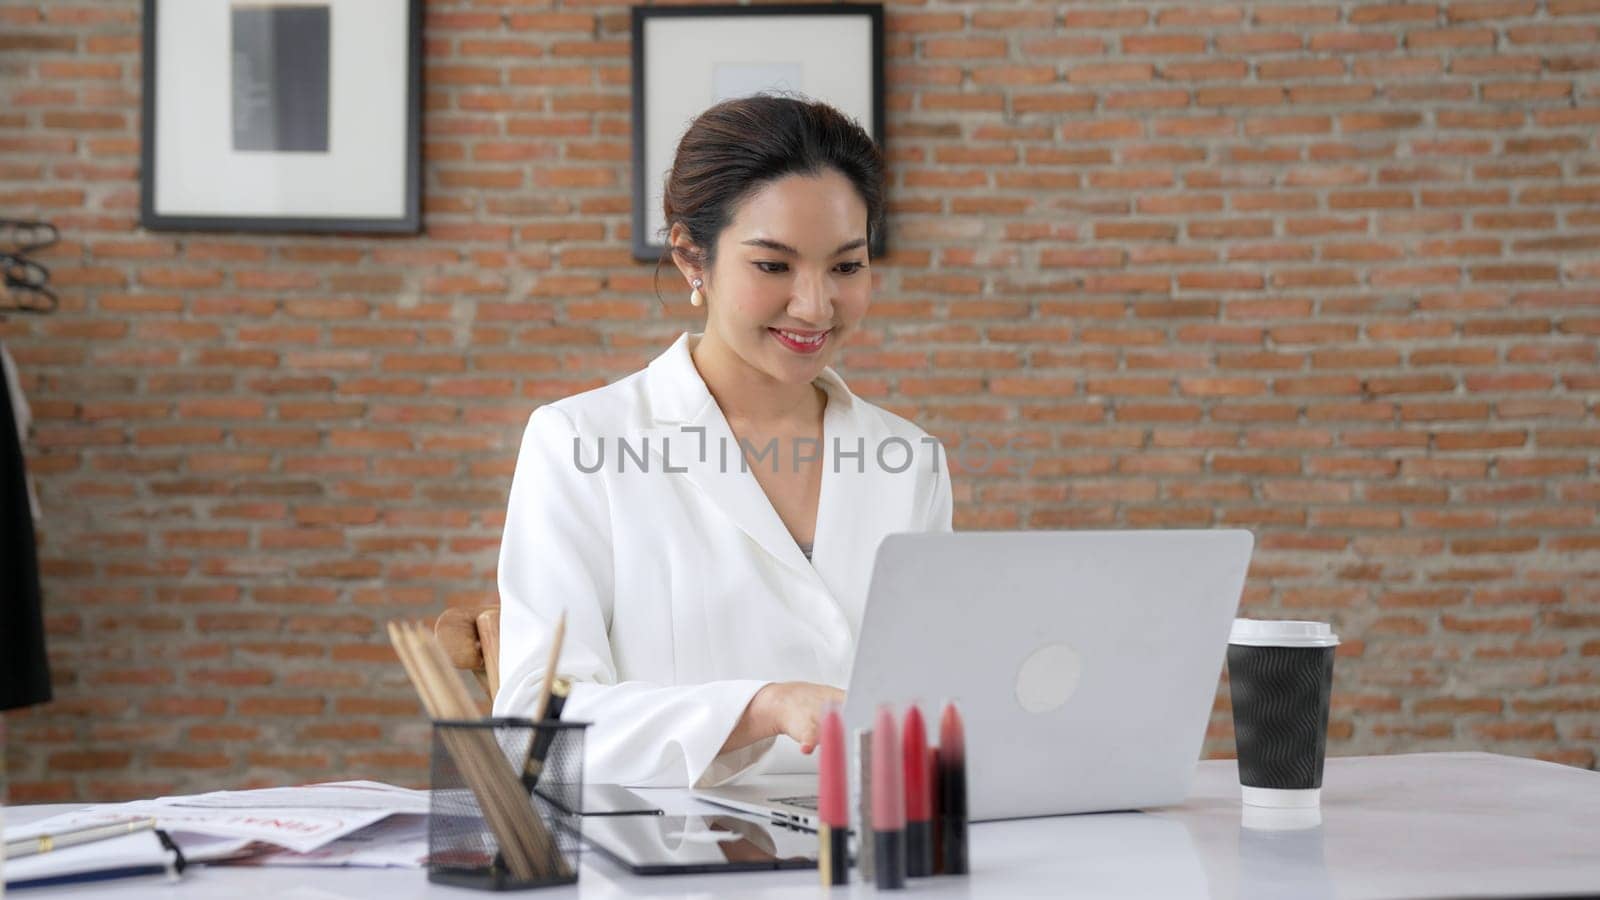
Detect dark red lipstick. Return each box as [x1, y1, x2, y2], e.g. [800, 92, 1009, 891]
[938, 702, 969, 875]
[903, 704, 934, 877]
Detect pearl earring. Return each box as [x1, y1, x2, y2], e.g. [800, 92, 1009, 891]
[690, 278, 703, 307]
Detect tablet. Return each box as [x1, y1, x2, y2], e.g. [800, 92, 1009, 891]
[535, 783, 664, 817]
[582, 813, 821, 875]
[579, 784, 664, 817]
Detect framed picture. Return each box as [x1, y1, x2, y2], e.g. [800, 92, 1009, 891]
[630, 3, 885, 263]
[140, 0, 423, 234]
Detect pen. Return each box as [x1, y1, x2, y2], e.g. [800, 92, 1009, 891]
[522, 676, 571, 789]
[521, 610, 569, 790]
[4, 817, 158, 860]
[530, 610, 568, 723]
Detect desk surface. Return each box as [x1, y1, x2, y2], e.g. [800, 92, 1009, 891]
[5, 752, 1598, 899]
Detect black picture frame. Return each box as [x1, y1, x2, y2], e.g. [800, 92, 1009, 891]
[139, 0, 423, 235]
[630, 3, 886, 264]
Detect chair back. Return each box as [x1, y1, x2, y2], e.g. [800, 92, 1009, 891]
[433, 605, 501, 704]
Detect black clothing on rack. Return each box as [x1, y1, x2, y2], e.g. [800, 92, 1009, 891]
[0, 353, 49, 710]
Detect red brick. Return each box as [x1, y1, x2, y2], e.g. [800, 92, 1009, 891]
[1448, 0, 1537, 19]
[1123, 34, 1207, 54]
[1507, 24, 1600, 43]
[970, 11, 1049, 29]
[1198, 86, 1285, 106]
[49, 751, 133, 772]
[924, 38, 1008, 59]
[1066, 62, 1155, 84]
[1063, 9, 1148, 27]
[1311, 32, 1400, 51]
[1353, 4, 1442, 23]
[239, 697, 327, 716]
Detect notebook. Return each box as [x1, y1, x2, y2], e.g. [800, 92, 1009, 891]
[3, 828, 185, 890]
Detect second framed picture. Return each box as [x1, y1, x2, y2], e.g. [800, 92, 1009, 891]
[630, 3, 886, 263]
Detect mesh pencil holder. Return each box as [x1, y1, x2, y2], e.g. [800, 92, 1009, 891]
[427, 717, 588, 891]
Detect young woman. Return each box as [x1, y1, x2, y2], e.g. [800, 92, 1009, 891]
[493, 95, 952, 787]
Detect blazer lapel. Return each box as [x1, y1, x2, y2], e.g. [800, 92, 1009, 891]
[639, 332, 855, 580]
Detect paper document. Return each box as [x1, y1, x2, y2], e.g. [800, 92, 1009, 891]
[14, 806, 390, 855]
[169, 831, 258, 862]
[8, 780, 430, 856]
[232, 814, 429, 868]
[154, 780, 429, 814]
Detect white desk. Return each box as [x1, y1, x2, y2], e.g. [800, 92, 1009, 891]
[6, 752, 1598, 899]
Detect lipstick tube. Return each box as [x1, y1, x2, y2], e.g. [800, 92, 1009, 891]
[902, 704, 934, 877]
[856, 728, 874, 882]
[930, 746, 944, 874]
[817, 707, 849, 887]
[871, 705, 907, 890]
[938, 702, 969, 875]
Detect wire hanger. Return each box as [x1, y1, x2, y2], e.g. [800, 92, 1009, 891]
[0, 219, 58, 255]
[0, 218, 59, 315]
[0, 255, 58, 314]
[0, 279, 57, 316]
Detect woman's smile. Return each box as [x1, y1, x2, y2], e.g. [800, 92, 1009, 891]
[769, 327, 831, 354]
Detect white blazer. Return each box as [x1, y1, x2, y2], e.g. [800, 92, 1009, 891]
[493, 331, 952, 787]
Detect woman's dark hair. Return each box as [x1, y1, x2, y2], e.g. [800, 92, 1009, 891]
[654, 94, 885, 302]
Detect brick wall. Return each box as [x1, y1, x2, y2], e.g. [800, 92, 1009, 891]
[2, 0, 1598, 801]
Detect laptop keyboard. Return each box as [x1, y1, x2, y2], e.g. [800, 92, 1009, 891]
[771, 795, 819, 811]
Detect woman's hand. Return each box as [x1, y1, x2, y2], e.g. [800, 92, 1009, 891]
[754, 682, 846, 754]
[722, 682, 846, 756]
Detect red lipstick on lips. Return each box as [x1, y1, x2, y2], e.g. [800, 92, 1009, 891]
[903, 704, 934, 877]
[872, 705, 907, 890]
[817, 706, 848, 887]
[769, 326, 831, 354]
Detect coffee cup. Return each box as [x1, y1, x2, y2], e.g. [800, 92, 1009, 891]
[1226, 619, 1338, 809]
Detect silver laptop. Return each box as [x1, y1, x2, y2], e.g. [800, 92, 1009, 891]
[695, 529, 1254, 827]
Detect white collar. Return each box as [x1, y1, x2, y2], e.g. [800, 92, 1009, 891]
[644, 331, 855, 426]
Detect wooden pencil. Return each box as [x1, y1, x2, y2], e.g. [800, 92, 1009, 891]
[408, 621, 568, 879]
[388, 623, 536, 878]
[387, 620, 570, 881]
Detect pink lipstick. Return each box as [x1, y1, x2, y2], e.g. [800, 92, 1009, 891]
[817, 706, 848, 887]
[871, 705, 907, 889]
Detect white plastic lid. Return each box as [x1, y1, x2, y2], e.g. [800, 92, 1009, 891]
[1229, 619, 1339, 648]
